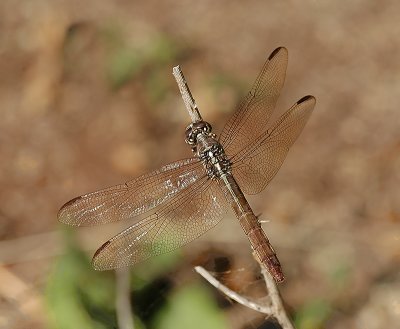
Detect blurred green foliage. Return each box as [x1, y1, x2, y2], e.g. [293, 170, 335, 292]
[208, 72, 242, 96]
[101, 24, 143, 90]
[101, 23, 181, 96]
[146, 35, 180, 66]
[153, 284, 227, 329]
[107, 48, 142, 90]
[46, 228, 116, 329]
[294, 298, 331, 329]
[46, 228, 227, 329]
[131, 247, 182, 291]
[329, 262, 351, 290]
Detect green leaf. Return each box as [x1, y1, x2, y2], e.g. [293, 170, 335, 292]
[107, 48, 142, 89]
[147, 36, 180, 65]
[295, 298, 331, 329]
[132, 248, 181, 290]
[153, 284, 227, 329]
[45, 228, 116, 329]
[100, 22, 144, 89]
[144, 70, 169, 104]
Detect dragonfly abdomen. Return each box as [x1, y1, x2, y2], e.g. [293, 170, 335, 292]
[219, 173, 284, 282]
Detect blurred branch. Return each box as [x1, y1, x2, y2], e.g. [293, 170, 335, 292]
[195, 262, 295, 329]
[115, 267, 134, 329]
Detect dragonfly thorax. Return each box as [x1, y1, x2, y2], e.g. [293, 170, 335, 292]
[198, 137, 231, 179]
[185, 120, 231, 178]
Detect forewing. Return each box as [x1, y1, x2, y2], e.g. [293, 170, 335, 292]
[232, 96, 316, 194]
[219, 47, 288, 157]
[92, 177, 227, 270]
[58, 158, 204, 226]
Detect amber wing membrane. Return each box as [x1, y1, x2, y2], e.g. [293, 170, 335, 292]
[231, 96, 316, 194]
[92, 177, 227, 270]
[219, 47, 288, 157]
[58, 158, 204, 226]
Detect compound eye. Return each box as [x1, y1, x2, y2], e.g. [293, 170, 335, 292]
[204, 122, 211, 132]
[185, 136, 195, 145]
[185, 125, 196, 145]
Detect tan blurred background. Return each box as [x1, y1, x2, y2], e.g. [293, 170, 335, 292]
[0, 1, 399, 328]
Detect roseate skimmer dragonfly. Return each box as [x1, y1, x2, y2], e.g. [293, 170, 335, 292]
[58, 47, 315, 282]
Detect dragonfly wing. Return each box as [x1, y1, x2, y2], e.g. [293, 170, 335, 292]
[92, 177, 227, 270]
[58, 157, 204, 226]
[231, 96, 316, 194]
[219, 47, 288, 156]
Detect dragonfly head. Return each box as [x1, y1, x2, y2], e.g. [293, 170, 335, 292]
[185, 120, 212, 146]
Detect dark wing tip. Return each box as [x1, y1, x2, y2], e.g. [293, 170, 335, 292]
[268, 46, 287, 60]
[92, 240, 112, 270]
[58, 196, 82, 223]
[297, 95, 316, 105]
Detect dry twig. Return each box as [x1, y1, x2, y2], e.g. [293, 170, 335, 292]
[172, 65, 203, 123]
[195, 263, 295, 329]
[172, 65, 295, 328]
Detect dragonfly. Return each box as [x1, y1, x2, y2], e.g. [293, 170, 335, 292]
[58, 47, 315, 283]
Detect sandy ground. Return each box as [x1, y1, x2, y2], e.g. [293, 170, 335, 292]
[0, 1, 399, 328]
